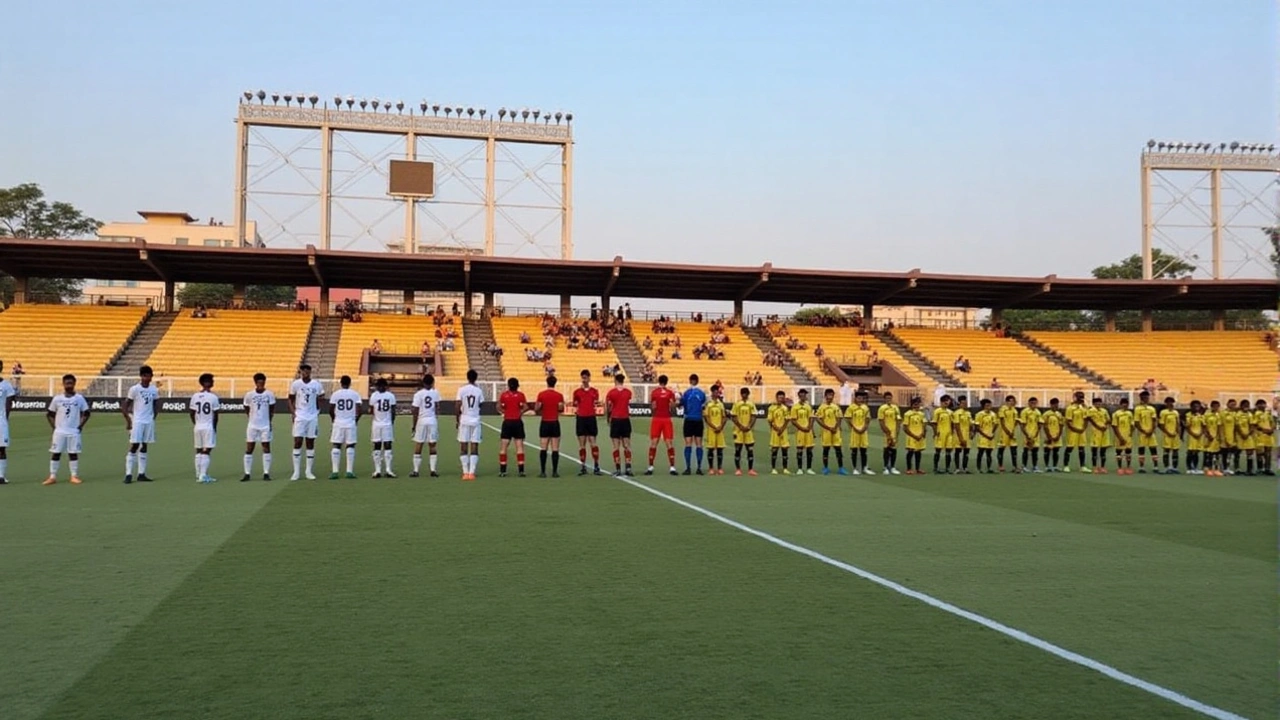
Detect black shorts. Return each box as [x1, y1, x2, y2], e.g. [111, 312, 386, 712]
[610, 418, 632, 439]
[540, 421, 561, 439]
[575, 416, 598, 438]
[500, 419, 526, 440]
[683, 419, 705, 438]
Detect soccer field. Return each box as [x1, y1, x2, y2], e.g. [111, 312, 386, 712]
[1, 413, 1274, 720]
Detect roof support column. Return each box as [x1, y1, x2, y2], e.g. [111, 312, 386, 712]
[991, 308, 1004, 327]
[862, 303, 874, 326]
[483, 292, 494, 314]
[463, 292, 473, 316]
[1211, 309, 1225, 332]
[10, 275, 27, 305]
[1140, 309, 1153, 332]
[232, 284, 246, 309]
[733, 299, 744, 324]
[318, 287, 330, 317]
[403, 289, 415, 314]
[1104, 310, 1117, 332]
[560, 294, 572, 319]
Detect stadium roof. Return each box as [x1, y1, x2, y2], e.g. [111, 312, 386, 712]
[0, 238, 1275, 311]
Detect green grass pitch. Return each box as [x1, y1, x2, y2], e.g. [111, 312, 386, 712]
[0, 412, 1274, 720]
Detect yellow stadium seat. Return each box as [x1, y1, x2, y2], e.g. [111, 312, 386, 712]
[491, 316, 621, 385]
[145, 310, 312, 396]
[333, 314, 469, 395]
[636, 322, 792, 389]
[771, 326, 932, 388]
[0, 305, 148, 383]
[893, 328, 1096, 391]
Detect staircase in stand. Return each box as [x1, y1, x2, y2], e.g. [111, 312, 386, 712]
[740, 326, 818, 385]
[460, 316, 504, 382]
[91, 311, 179, 395]
[611, 332, 650, 381]
[1014, 334, 1122, 390]
[877, 330, 965, 387]
[301, 315, 343, 380]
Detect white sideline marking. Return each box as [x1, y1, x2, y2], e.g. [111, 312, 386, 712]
[481, 422, 1248, 720]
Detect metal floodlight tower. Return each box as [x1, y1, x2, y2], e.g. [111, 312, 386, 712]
[233, 91, 574, 259]
[1140, 141, 1280, 279]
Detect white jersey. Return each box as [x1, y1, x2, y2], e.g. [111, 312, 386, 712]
[370, 391, 398, 424]
[412, 388, 441, 423]
[49, 393, 89, 433]
[456, 384, 484, 425]
[244, 389, 277, 429]
[127, 383, 159, 424]
[0, 378, 15, 418]
[190, 391, 220, 428]
[330, 388, 363, 427]
[290, 379, 324, 421]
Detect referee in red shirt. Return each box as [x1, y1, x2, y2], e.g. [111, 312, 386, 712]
[535, 375, 565, 477]
[498, 377, 529, 477]
[572, 369, 602, 475]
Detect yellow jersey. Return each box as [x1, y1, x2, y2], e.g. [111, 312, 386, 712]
[1159, 408, 1181, 437]
[1088, 406, 1112, 447]
[997, 405, 1020, 445]
[1041, 409, 1064, 446]
[1185, 412, 1206, 450]
[704, 400, 726, 434]
[791, 402, 814, 433]
[1254, 409, 1275, 448]
[903, 409, 928, 450]
[933, 408, 954, 444]
[1065, 404, 1088, 437]
[950, 407, 973, 448]
[731, 400, 756, 445]
[843, 402, 870, 449]
[1134, 404, 1157, 436]
[1203, 411, 1221, 451]
[767, 403, 792, 447]
[1236, 410, 1255, 450]
[877, 403, 901, 434]
[974, 409, 999, 449]
[816, 402, 844, 434]
[1019, 407, 1042, 445]
[1112, 408, 1134, 447]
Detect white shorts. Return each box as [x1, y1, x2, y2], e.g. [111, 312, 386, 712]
[130, 421, 156, 445]
[292, 417, 319, 439]
[246, 426, 273, 444]
[413, 421, 439, 444]
[330, 424, 357, 446]
[50, 431, 82, 455]
[457, 423, 482, 444]
[193, 427, 217, 450]
[372, 422, 395, 443]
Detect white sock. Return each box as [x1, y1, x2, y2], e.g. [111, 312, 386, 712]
[69, 459, 80, 477]
[244, 454, 253, 474]
[331, 448, 341, 471]
[195, 454, 203, 478]
[412, 453, 421, 472]
[471, 454, 480, 474]
[138, 452, 148, 475]
[429, 453, 438, 472]
[346, 447, 356, 473]
[460, 455, 468, 473]
[126, 452, 136, 476]
[373, 450, 383, 473]
[382, 449, 392, 471]
[263, 453, 271, 474]
[50, 459, 59, 477]
[292, 450, 302, 475]
[0, 458, 6, 479]
[305, 450, 315, 474]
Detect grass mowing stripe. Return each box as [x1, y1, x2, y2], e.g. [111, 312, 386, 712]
[492, 426, 1251, 720]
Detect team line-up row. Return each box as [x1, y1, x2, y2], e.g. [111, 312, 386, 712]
[2, 365, 1275, 485]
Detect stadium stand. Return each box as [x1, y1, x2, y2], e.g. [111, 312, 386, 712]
[0, 305, 148, 380]
[491, 315, 622, 382]
[892, 328, 1094, 390]
[144, 310, 311, 393]
[773, 326, 935, 387]
[333, 313, 468, 389]
[1026, 331, 1278, 398]
[638, 322, 792, 387]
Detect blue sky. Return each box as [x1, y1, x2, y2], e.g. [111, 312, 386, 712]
[1, 0, 1276, 289]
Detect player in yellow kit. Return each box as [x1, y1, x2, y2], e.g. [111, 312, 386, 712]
[1111, 397, 1135, 474]
[815, 388, 846, 475]
[951, 396, 973, 474]
[1203, 400, 1223, 476]
[844, 390, 874, 476]
[878, 392, 902, 475]
[703, 385, 727, 475]
[767, 391, 792, 475]
[996, 395, 1020, 472]
[1184, 400, 1206, 475]
[791, 389, 815, 475]
[973, 399, 998, 473]
[1253, 399, 1275, 476]
[1088, 397, 1111, 474]
[1064, 391, 1089, 472]
[1234, 399, 1256, 476]
[931, 395, 955, 474]
[1133, 391, 1159, 473]
[1158, 396, 1182, 474]
[1041, 398, 1064, 472]
[1220, 399, 1239, 475]
[902, 397, 927, 474]
[1018, 397, 1043, 473]
[731, 387, 758, 476]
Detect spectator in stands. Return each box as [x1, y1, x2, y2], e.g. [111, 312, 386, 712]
[954, 356, 971, 373]
[520, 331, 531, 344]
[859, 340, 870, 352]
[625, 304, 633, 321]
[814, 344, 824, 358]
[370, 339, 383, 356]
[752, 371, 763, 386]
[544, 359, 556, 376]
[840, 382, 854, 406]
[420, 341, 431, 362]
[672, 348, 682, 360]
[869, 350, 880, 365]
[643, 336, 653, 351]
[989, 378, 1002, 389]
[654, 347, 667, 365]
[442, 337, 456, 352]
[11, 361, 23, 376]
[452, 302, 460, 317]
[192, 304, 209, 319]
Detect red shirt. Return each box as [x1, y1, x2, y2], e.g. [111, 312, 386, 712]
[536, 389, 564, 422]
[605, 387, 632, 420]
[572, 386, 599, 417]
[651, 386, 676, 419]
[499, 390, 527, 420]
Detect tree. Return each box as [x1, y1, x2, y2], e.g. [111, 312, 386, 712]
[1264, 226, 1279, 275]
[998, 309, 1093, 331]
[177, 283, 296, 309]
[0, 183, 100, 305]
[793, 306, 843, 324]
[1090, 249, 1267, 330]
[1091, 249, 1195, 280]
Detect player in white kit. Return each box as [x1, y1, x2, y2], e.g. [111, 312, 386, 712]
[242, 372, 277, 481]
[328, 375, 363, 479]
[410, 374, 441, 477]
[190, 373, 220, 483]
[456, 369, 485, 480]
[44, 374, 91, 485]
[289, 364, 325, 480]
[0, 359, 16, 484]
[369, 377, 398, 478]
[122, 365, 159, 484]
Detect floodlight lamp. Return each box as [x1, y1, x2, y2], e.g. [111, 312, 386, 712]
[467, 107, 474, 118]
[521, 108, 530, 121]
[371, 97, 380, 111]
[565, 112, 573, 123]
[271, 92, 280, 104]
[382, 100, 391, 111]
[554, 111, 563, 124]
[1230, 141, 1240, 150]
[1146, 139, 1156, 149]
[345, 97, 355, 109]
[1269, 144, 1276, 152]
[243, 90, 253, 102]
[283, 93, 293, 105]
[498, 107, 507, 120]
[532, 109, 541, 120]
[443, 106, 452, 117]
[432, 104, 440, 115]
[256, 90, 266, 102]
[396, 100, 404, 113]
[419, 100, 428, 113]
[359, 99, 368, 110]
[1157, 142, 1166, 151]
[1218, 142, 1226, 151]
[308, 94, 318, 107]
[333, 95, 342, 107]
[478, 108, 487, 119]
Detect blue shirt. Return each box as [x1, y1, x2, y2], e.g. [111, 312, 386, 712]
[681, 387, 707, 420]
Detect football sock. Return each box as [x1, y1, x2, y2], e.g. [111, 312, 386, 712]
[540, 450, 548, 473]
[684, 446, 692, 469]
[49, 459, 59, 477]
[746, 446, 754, 470]
[962, 448, 970, 470]
[770, 448, 778, 469]
[346, 447, 356, 473]
[0, 458, 6, 479]
[138, 452, 148, 475]
[1031, 449, 1039, 467]
[591, 447, 600, 466]
[499, 451, 508, 473]
[429, 453, 437, 472]
[243, 453, 253, 474]
[305, 450, 315, 474]
[459, 454, 468, 473]
[734, 445, 743, 470]
[516, 452, 525, 472]
[125, 452, 136, 477]
[551, 452, 559, 474]
[262, 453, 271, 474]
[331, 449, 341, 471]
[613, 449, 621, 468]
[696, 447, 703, 469]
[667, 447, 675, 468]
[1077, 448, 1086, 467]
[373, 450, 384, 473]
[822, 447, 830, 470]
[806, 448, 814, 470]
[579, 447, 587, 463]
[470, 454, 479, 474]
[932, 450, 941, 471]
[292, 450, 302, 475]
[881, 448, 890, 469]
[648, 447, 657, 466]
[413, 453, 422, 473]
[996, 448, 1005, 467]
[840, 448, 850, 471]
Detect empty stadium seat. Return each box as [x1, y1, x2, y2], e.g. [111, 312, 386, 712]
[774, 326, 933, 388]
[893, 328, 1094, 390]
[0, 305, 148, 383]
[145, 310, 311, 395]
[1026, 331, 1278, 399]
[491, 316, 622, 384]
[333, 314, 469, 394]
[638, 322, 792, 388]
